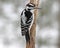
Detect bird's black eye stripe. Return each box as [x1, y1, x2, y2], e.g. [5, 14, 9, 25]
[27, 4, 34, 7]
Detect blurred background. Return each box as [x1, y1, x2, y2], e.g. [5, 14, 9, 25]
[0, 0, 59, 48]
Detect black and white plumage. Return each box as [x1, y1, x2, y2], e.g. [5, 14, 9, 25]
[21, 3, 35, 42]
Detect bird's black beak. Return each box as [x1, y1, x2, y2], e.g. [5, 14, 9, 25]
[34, 7, 42, 9]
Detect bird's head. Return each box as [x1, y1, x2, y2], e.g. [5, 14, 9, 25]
[25, 3, 41, 11]
[25, 3, 35, 11]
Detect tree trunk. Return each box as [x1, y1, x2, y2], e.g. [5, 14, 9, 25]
[58, 0, 60, 48]
[26, 0, 39, 48]
[58, 9, 60, 48]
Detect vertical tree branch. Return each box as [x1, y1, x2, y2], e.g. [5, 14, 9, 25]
[58, 9, 60, 48]
[58, 14, 60, 48]
[58, 0, 60, 48]
[26, 0, 39, 48]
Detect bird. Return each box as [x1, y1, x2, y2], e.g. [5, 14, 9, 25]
[21, 3, 40, 42]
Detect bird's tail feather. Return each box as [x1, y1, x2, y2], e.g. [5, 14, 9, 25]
[25, 30, 30, 43]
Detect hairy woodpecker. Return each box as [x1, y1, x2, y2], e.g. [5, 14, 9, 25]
[21, 3, 40, 42]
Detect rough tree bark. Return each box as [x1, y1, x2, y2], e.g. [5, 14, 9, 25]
[58, 0, 60, 48]
[26, 0, 39, 48]
[58, 9, 60, 48]
[58, 13, 60, 48]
